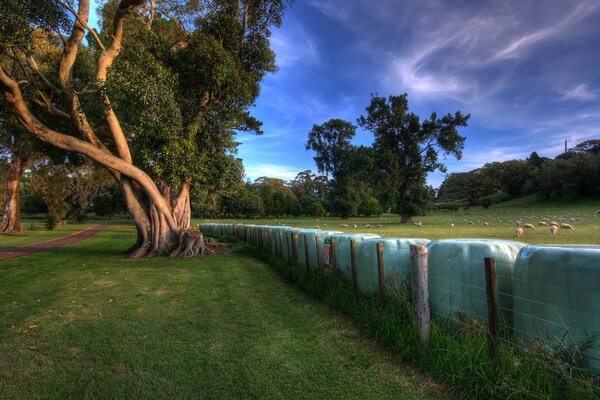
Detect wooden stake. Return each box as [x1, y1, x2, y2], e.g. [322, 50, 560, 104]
[316, 236, 323, 282]
[350, 239, 357, 294]
[485, 257, 500, 359]
[377, 243, 385, 305]
[410, 244, 430, 343]
[292, 233, 299, 267]
[331, 237, 338, 285]
[304, 235, 309, 271]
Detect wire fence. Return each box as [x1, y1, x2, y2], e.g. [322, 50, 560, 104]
[200, 222, 600, 375]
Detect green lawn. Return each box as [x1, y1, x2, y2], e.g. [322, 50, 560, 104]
[0, 220, 99, 250]
[0, 226, 447, 399]
[195, 197, 600, 245]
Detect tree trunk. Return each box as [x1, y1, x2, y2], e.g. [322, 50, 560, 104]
[1, 156, 26, 233]
[400, 215, 413, 224]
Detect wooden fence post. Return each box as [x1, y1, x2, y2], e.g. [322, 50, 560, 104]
[377, 243, 385, 305]
[350, 239, 357, 295]
[331, 237, 338, 285]
[316, 236, 323, 283]
[304, 235, 309, 271]
[410, 244, 430, 343]
[292, 233, 299, 267]
[485, 257, 500, 360]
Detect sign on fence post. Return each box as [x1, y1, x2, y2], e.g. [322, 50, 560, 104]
[331, 237, 338, 285]
[484, 257, 500, 360]
[410, 244, 430, 343]
[323, 238, 331, 266]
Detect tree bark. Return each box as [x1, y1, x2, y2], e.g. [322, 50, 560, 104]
[1, 156, 26, 233]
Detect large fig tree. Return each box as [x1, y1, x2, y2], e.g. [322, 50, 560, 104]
[0, 0, 288, 256]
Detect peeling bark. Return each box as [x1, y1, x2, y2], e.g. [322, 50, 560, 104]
[1, 156, 26, 233]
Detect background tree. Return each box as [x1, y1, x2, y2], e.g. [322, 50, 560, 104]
[358, 94, 468, 223]
[30, 163, 72, 229]
[69, 163, 113, 222]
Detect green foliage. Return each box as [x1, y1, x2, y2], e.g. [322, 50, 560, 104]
[359, 197, 382, 217]
[438, 140, 600, 204]
[358, 94, 468, 221]
[29, 164, 72, 229]
[312, 200, 326, 217]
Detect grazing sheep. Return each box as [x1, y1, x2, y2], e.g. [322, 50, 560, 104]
[538, 221, 548, 226]
[560, 223, 574, 230]
[352, 224, 357, 228]
[550, 221, 559, 227]
[415, 221, 423, 227]
[484, 222, 490, 226]
[314, 225, 320, 229]
[339, 224, 349, 227]
[365, 224, 371, 228]
[515, 227, 524, 237]
[451, 223, 455, 228]
[522, 223, 535, 229]
[550, 225, 558, 235]
[377, 224, 382, 228]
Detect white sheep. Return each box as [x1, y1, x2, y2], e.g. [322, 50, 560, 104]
[415, 221, 423, 227]
[314, 225, 320, 229]
[484, 222, 490, 226]
[365, 224, 371, 228]
[560, 223, 574, 230]
[451, 223, 455, 228]
[515, 227, 524, 237]
[377, 224, 382, 228]
[550, 221, 559, 227]
[550, 225, 558, 235]
[522, 223, 535, 229]
[538, 221, 548, 226]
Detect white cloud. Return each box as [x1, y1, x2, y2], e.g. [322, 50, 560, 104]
[562, 83, 597, 101]
[270, 23, 319, 68]
[492, 1, 599, 60]
[245, 164, 300, 181]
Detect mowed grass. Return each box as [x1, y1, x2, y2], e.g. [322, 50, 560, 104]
[0, 226, 448, 400]
[196, 196, 600, 245]
[0, 220, 99, 250]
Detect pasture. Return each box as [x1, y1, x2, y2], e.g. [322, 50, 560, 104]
[196, 197, 600, 245]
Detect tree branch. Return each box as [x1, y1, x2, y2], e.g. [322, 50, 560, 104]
[57, 0, 106, 51]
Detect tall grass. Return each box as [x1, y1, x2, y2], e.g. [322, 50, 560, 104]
[232, 239, 600, 399]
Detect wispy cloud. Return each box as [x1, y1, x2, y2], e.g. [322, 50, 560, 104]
[562, 83, 597, 101]
[492, 1, 599, 60]
[270, 22, 319, 68]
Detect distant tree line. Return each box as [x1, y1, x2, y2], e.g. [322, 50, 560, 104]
[198, 93, 469, 221]
[437, 140, 600, 207]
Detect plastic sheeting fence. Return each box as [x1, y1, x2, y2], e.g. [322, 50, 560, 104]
[199, 223, 600, 373]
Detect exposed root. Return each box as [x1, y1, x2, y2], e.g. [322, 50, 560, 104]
[169, 228, 219, 258]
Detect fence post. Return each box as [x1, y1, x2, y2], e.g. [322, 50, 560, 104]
[304, 235, 309, 271]
[331, 237, 338, 285]
[287, 232, 293, 264]
[377, 243, 385, 305]
[316, 236, 324, 283]
[410, 244, 430, 343]
[244, 226, 248, 243]
[485, 257, 500, 360]
[292, 233, 299, 267]
[350, 239, 357, 295]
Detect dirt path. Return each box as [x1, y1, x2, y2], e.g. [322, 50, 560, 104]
[0, 224, 115, 261]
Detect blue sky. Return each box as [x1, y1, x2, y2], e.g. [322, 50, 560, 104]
[238, 0, 600, 186]
[92, 0, 600, 187]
